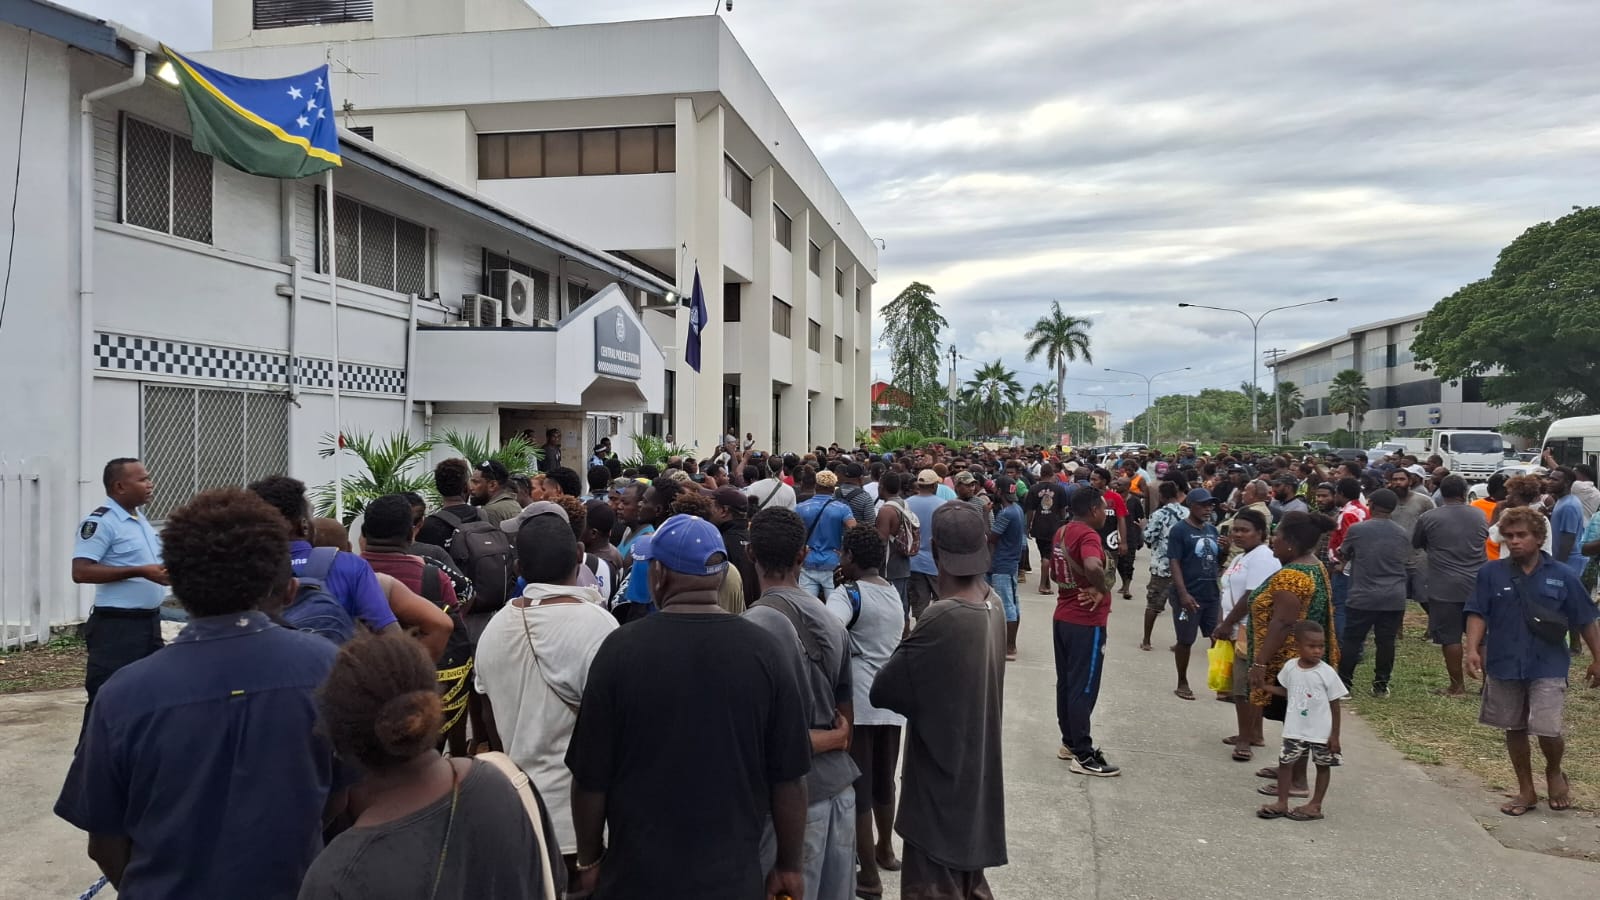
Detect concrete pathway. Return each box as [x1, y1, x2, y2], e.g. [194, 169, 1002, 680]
[2, 574, 1595, 898]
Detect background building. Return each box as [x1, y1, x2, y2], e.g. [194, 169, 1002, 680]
[0, 1, 671, 635]
[201, 0, 878, 454]
[1271, 311, 1513, 441]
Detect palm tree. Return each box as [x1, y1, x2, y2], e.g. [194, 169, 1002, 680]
[313, 431, 437, 524]
[1272, 380, 1306, 437]
[1025, 301, 1093, 429]
[438, 428, 541, 475]
[1327, 369, 1371, 444]
[963, 359, 1023, 437]
[1026, 382, 1055, 411]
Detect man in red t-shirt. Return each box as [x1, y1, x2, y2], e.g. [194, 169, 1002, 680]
[1051, 488, 1120, 777]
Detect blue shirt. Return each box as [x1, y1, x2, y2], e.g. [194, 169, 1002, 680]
[989, 503, 1027, 575]
[55, 612, 342, 900]
[1466, 554, 1598, 680]
[797, 494, 856, 571]
[1551, 494, 1587, 575]
[289, 539, 396, 631]
[1167, 519, 1221, 601]
[72, 498, 164, 609]
[934, 484, 957, 502]
[906, 494, 949, 576]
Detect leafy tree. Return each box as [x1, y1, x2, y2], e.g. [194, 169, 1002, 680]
[1014, 402, 1057, 444]
[1025, 301, 1094, 427]
[880, 282, 949, 435]
[1327, 369, 1371, 443]
[1270, 381, 1306, 435]
[1059, 411, 1100, 445]
[1026, 382, 1056, 414]
[962, 359, 1023, 436]
[1127, 389, 1255, 444]
[1412, 206, 1600, 433]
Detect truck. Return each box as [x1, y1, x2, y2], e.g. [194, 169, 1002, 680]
[1430, 429, 1510, 482]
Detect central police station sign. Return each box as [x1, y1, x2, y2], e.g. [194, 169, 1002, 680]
[594, 309, 642, 380]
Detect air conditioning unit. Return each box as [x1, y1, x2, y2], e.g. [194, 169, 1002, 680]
[490, 269, 550, 326]
[460, 294, 502, 327]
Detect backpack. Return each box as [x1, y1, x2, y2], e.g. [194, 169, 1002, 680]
[752, 591, 833, 729]
[885, 498, 920, 559]
[429, 507, 518, 614]
[843, 581, 864, 630]
[285, 546, 356, 644]
[584, 554, 620, 606]
[417, 560, 475, 670]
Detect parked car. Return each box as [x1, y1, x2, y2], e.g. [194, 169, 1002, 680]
[1323, 448, 1367, 464]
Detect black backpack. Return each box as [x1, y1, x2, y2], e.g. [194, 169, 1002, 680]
[428, 507, 517, 614]
[417, 562, 475, 669]
[284, 546, 355, 644]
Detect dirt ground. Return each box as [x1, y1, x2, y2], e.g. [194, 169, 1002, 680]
[0, 636, 85, 695]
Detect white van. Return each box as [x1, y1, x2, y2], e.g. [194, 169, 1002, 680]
[1542, 415, 1600, 471]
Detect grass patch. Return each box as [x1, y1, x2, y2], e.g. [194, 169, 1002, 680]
[0, 632, 86, 695]
[1346, 610, 1600, 809]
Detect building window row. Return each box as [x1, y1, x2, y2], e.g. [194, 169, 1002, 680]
[807, 319, 821, 352]
[724, 283, 741, 322]
[478, 126, 676, 180]
[317, 188, 429, 296]
[808, 241, 821, 276]
[724, 155, 752, 214]
[121, 115, 213, 244]
[834, 268, 844, 295]
[772, 297, 792, 338]
[834, 335, 843, 363]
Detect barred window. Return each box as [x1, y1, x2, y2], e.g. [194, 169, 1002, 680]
[141, 385, 290, 521]
[121, 115, 213, 243]
[316, 188, 429, 295]
[254, 0, 373, 29]
[807, 319, 821, 352]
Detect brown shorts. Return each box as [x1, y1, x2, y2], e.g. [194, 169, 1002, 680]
[901, 842, 994, 900]
[1145, 575, 1173, 614]
[849, 723, 902, 809]
[1479, 676, 1566, 738]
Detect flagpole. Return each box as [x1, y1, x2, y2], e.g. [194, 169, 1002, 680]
[325, 168, 343, 520]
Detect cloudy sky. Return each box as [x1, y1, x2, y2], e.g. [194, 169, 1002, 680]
[77, 0, 1600, 428]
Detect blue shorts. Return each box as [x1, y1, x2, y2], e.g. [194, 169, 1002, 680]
[1171, 593, 1220, 646]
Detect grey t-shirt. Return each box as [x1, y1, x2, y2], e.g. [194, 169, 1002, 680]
[744, 587, 860, 799]
[1341, 518, 1410, 612]
[1388, 491, 1437, 569]
[297, 761, 560, 900]
[1413, 503, 1489, 604]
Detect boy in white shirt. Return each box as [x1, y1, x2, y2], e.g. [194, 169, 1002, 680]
[1258, 620, 1348, 821]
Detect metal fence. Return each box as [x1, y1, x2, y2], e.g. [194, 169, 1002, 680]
[0, 458, 49, 649]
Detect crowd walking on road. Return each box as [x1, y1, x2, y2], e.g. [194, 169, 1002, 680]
[53, 438, 1600, 898]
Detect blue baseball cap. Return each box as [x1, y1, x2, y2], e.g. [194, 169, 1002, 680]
[1185, 487, 1219, 505]
[634, 514, 728, 575]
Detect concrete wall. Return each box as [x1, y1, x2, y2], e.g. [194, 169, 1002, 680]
[212, 0, 549, 50]
[479, 173, 675, 253]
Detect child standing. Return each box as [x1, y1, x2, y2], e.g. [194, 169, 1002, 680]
[1258, 620, 1348, 820]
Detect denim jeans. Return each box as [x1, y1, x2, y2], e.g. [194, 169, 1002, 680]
[987, 572, 1019, 623]
[800, 567, 835, 601]
[761, 786, 856, 900]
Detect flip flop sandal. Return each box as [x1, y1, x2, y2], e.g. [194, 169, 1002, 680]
[1500, 801, 1536, 817]
[1232, 747, 1254, 762]
[1256, 767, 1279, 779]
[1286, 809, 1324, 821]
[1258, 784, 1309, 798]
[1174, 687, 1196, 700]
[1256, 806, 1287, 819]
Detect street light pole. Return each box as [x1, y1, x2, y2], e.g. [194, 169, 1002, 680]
[1104, 366, 1191, 446]
[1176, 298, 1338, 435]
[1264, 347, 1286, 444]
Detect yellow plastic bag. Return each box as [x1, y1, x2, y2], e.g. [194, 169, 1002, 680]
[1206, 640, 1235, 693]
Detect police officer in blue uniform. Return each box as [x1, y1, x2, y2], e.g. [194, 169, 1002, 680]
[72, 457, 167, 704]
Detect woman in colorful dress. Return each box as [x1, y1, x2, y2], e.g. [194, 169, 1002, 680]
[1246, 510, 1339, 798]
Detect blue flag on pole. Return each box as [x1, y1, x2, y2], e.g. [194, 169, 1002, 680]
[686, 267, 708, 373]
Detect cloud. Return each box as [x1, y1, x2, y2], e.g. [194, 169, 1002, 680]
[82, 0, 1600, 428]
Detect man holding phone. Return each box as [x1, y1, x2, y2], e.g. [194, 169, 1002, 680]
[1051, 489, 1119, 777]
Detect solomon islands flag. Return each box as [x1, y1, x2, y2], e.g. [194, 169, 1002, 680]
[161, 45, 341, 179]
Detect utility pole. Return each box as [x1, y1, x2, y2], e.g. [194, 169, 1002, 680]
[947, 345, 959, 439]
[1263, 348, 1287, 444]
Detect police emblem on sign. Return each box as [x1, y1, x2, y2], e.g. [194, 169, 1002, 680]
[80, 521, 98, 540]
[615, 311, 626, 342]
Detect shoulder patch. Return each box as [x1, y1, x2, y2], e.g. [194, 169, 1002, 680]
[79, 520, 99, 540]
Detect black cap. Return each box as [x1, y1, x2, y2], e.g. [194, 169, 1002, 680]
[476, 459, 510, 483]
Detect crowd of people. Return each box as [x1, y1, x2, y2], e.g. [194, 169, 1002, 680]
[53, 435, 1600, 898]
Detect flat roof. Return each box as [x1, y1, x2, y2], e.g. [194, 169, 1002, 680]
[1271, 309, 1429, 366]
